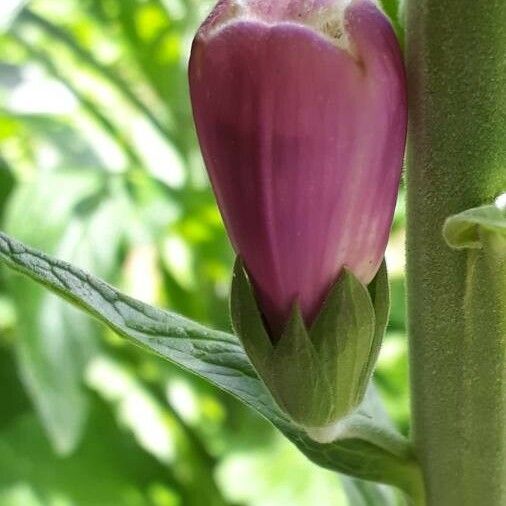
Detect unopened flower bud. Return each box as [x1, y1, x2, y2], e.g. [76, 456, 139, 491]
[189, 0, 406, 434]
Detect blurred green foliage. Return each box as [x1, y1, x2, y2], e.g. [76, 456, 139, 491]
[0, 0, 408, 504]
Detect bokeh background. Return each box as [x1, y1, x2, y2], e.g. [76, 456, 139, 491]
[0, 0, 407, 504]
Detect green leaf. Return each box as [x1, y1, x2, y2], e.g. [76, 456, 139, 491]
[0, 231, 421, 493]
[3, 171, 123, 455]
[443, 201, 506, 250]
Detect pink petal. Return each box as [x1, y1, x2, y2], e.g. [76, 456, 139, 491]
[189, 0, 407, 338]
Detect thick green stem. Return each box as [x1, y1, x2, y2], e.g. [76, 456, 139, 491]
[406, 1, 506, 505]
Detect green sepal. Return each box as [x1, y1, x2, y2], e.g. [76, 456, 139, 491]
[271, 305, 324, 424]
[307, 269, 376, 425]
[230, 257, 273, 377]
[230, 258, 390, 431]
[360, 261, 390, 399]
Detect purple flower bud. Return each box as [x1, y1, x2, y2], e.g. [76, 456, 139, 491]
[189, 0, 407, 339]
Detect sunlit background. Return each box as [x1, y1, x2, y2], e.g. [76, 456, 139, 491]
[0, 0, 407, 504]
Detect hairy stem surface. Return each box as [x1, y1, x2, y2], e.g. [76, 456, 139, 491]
[406, 1, 506, 504]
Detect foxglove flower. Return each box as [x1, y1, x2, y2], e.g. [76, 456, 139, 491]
[189, 0, 407, 435]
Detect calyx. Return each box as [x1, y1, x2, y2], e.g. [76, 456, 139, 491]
[230, 257, 389, 438]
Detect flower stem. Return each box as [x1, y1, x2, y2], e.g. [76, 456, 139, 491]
[405, 1, 506, 505]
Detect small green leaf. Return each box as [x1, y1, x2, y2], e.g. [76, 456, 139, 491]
[0, 231, 421, 493]
[443, 201, 506, 250]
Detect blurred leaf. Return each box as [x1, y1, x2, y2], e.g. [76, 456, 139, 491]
[113, 0, 183, 106]
[87, 354, 230, 506]
[0, 62, 23, 89]
[341, 476, 403, 506]
[83, 0, 194, 157]
[388, 276, 406, 331]
[0, 404, 177, 506]
[8, 33, 144, 169]
[0, 346, 30, 429]
[0, 158, 15, 222]
[2, 112, 103, 169]
[375, 333, 410, 435]
[16, 8, 173, 143]
[0, 230, 422, 495]
[216, 438, 349, 506]
[3, 170, 124, 455]
[0, 1, 28, 32]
